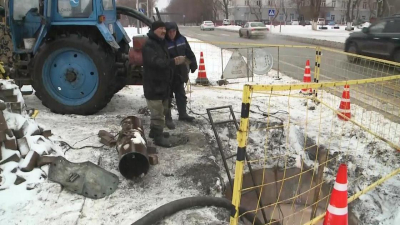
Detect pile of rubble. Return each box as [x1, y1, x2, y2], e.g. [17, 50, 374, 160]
[0, 24, 13, 68]
[0, 80, 58, 190]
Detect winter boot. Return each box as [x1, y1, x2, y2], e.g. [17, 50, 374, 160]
[149, 128, 169, 139]
[165, 108, 176, 130]
[153, 128, 173, 148]
[178, 104, 195, 122]
[179, 113, 195, 122]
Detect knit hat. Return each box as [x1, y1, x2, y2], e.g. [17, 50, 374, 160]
[151, 20, 166, 31]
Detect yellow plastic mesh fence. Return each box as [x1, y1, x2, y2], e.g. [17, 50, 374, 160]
[184, 40, 400, 225]
[229, 76, 400, 225]
[187, 41, 400, 147]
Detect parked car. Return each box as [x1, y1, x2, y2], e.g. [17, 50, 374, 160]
[291, 19, 299, 25]
[344, 16, 400, 70]
[317, 18, 325, 25]
[200, 21, 215, 31]
[223, 19, 230, 26]
[239, 22, 269, 38]
[328, 21, 336, 26]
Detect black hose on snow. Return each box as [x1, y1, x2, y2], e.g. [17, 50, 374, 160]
[131, 196, 265, 225]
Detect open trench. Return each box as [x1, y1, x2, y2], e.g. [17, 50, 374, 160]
[225, 167, 360, 225]
[218, 121, 361, 225]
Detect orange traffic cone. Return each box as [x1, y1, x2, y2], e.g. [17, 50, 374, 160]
[301, 60, 312, 94]
[195, 52, 210, 85]
[338, 85, 351, 121]
[323, 164, 348, 225]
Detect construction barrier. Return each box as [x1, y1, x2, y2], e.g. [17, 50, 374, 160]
[186, 40, 400, 225]
[228, 76, 400, 225]
[187, 40, 400, 146]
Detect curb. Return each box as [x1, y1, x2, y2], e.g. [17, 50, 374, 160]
[215, 27, 345, 49]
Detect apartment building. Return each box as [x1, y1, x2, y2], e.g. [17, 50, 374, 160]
[224, 0, 377, 23]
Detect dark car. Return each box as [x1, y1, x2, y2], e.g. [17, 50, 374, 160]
[344, 16, 400, 67]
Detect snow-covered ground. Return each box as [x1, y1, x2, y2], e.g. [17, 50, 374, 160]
[216, 25, 366, 43]
[1, 33, 399, 225]
[186, 38, 400, 224]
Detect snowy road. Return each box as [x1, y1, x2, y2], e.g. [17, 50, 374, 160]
[180, 27, 400, 123]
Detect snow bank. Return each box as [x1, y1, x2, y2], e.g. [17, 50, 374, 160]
[215, 25, 241, 32]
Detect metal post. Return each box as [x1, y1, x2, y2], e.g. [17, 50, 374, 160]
[147, 0, 149, 17]
[221, 48, 224, 80]
[247, 48, 250, 82]
[277, 46, 280, 79]
[251, 48, 254, 82]
[136, 0, 140, 34]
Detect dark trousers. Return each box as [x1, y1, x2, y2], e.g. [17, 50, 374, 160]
[171, 81, 187, 115]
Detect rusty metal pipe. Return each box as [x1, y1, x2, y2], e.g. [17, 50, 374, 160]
[117, 116, 149, 179]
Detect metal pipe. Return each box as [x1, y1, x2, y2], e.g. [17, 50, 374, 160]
[116, 116, 149, 179]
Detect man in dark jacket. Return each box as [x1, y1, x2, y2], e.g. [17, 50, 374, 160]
[142, 21, 186, 147]
[165, 22, 198, 128]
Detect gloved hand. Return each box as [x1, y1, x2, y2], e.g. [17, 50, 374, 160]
[190, 65, 198, 73]
[174, 56, 186, 65]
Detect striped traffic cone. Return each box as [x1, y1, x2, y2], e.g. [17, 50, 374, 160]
[300, 60, 312, 95]
[323, 164, 348, 225]
[195, 52, 210, 85]
[338, 85, 351, 121]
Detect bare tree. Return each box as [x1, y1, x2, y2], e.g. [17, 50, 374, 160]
[346, 0, 361, 23]
[249, 0, 263, 21]
[280, 0, 288, 22]
[218, 0, 230, 19]
[310, 0, 322, 21]
[166, 0, 216, 24]
[368, 0, 377, 18]
[272, 0, 281, 21]
[292, 0, 303, 19]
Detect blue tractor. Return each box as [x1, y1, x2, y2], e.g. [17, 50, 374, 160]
[0, 0, 156, 115]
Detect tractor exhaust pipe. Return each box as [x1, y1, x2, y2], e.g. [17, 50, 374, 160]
[155, 7, 161, 21]
[117, 116, 150, 179]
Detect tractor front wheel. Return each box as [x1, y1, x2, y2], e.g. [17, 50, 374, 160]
[32, 34, 115, 115]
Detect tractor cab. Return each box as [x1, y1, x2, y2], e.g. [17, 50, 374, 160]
[7, 0, 127, 54]
[9, 0, 43, 52]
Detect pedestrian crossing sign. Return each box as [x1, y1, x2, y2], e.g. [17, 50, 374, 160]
[268, 9, 275, 17]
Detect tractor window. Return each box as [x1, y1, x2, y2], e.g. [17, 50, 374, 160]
[103, 0, 114, 10]
[58, 0, 93, 18]
[13, 0, 40, 20]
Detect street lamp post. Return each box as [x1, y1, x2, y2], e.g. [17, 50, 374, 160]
[136, 0, 149, 34]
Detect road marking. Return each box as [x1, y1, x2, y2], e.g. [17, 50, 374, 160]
[197, 34, 209, 37]
[221, 34, 230, 36]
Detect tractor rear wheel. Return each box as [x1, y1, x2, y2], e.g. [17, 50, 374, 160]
[32, 34, 116, 115]
[114, 41, 130, 93]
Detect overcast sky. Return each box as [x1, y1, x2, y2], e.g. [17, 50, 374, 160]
[155, 0, 170, 10]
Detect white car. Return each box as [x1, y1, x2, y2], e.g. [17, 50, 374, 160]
[291, 19, 299, 25]
[239, 22, 269, 38]
[223, 19, 230, 26]
[200, 21, 215, 31]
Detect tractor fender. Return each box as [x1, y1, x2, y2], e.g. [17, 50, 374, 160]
[115, 20, 131, 44]
[96, 23, 120, 49]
